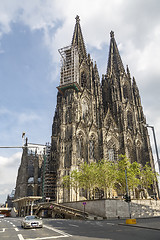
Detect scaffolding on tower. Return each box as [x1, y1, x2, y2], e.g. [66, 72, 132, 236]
[57, 45, 81, 94]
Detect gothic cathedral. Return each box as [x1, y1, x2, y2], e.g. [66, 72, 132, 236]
[49, 16, 155, 202]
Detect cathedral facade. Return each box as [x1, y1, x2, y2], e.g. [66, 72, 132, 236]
[50, 16, 155, 202]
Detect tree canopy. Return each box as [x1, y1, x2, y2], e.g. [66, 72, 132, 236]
[62, 154, 158, 200]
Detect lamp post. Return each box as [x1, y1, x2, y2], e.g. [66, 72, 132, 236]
[42, 149, 46, 202]
[144, 124, 160, 173]
[143, 123, 160, 198]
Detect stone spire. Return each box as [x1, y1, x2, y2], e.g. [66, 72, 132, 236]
[107, 31, 125, 78]
[126, 65, 131, 78]
[132, 76, 140, 95]
[71, 15, 87, 59]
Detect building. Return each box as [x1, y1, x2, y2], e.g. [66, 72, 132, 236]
[6, 189, 15, 208]
[49, 16, 156, 203]
[14, 138, 44, 200]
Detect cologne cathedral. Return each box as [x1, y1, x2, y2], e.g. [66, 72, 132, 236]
[48, 16, 155, 202]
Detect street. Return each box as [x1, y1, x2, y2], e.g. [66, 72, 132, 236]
[0, 217, 160, 240]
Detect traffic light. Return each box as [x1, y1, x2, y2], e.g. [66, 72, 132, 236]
[124, 194, 131, 202]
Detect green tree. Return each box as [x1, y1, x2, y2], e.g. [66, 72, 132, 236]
[97, 160, 117, 198]
[116, 154, 131, 193]
[62, 175, 71, 190]
[79, 162, 98, 199]
[127, 161, 141, 191]
[116, 154, 141, 195]
[140, 162, 157, 190]
[70, 169, 80, 201]
[62, 155, 158, 201]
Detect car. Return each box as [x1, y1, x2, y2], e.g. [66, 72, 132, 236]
[21, 215, 43, 229]
[0, 214, 4, 218]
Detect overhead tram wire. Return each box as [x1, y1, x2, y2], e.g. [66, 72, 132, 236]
[0, 146, 38, 148]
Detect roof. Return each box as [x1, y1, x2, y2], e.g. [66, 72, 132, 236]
[13, 196, 42, 203]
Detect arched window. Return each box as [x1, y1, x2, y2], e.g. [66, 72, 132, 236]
[136, 141, 142, 164]
[28, 160, 34, 177]
[27, 185, 33, 196]
[127, 111, 133, 129]
[89, 140, 95, 159]
[108, 149, 114, 161]
[64, 144, 71, 168]
[126, 139, 135, 163]
[123, 85, 128, 100]
[77, 135, 84, 158]
[81, 72, 87, 87]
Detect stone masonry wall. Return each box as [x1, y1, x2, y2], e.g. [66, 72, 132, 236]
[62, 199, 160, 219]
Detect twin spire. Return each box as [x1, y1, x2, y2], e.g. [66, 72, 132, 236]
[71, 15, 87, 59]
[107, 30, 125, 78]
[71, 16, 127, 78]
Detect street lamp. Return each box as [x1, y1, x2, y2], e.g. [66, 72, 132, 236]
[143, 124, 160, 172]
[142, 123, 160, 198]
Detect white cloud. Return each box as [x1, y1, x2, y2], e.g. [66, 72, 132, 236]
[0, 187, 11, 196]
[0, 152, 21, 168]
[0, 107, 40, 124]
[0, 0, 159, 79]
[18, 112, 40, 124]
[0, 152, 21, 203]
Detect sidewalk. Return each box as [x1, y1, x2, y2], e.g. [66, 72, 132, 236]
[119, 217, 160, 230]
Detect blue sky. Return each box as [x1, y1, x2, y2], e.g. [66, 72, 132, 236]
[0, 22, 55, 145]
[0, 0, 160, 203]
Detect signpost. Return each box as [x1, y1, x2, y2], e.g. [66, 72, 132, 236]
[125, 169, 136, 224]
[125, 169, 131, 218]
[83, 202, 86, 219]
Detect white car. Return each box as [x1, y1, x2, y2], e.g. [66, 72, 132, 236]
[21, 215, 43, 229]
[0, 214, 4, 218]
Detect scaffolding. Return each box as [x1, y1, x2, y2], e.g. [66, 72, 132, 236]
[57, 45, 81, 94]
[43, 144, 57, 200]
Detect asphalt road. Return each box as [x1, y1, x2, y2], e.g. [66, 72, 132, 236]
[0, 217, 160, 240]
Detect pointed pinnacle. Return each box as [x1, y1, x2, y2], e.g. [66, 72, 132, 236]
[75, 15, 80, 23]
[110, 31, 114, 39]
[126, 65, 131, 77]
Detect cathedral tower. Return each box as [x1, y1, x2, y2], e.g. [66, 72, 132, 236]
[102, 31, 154, 168]
[50, 17, 156, 202]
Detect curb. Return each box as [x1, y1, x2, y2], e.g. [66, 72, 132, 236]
[119, 223, 160, 231]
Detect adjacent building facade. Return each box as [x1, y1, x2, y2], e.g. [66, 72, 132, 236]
[50, 16, 156, 202]
[14, 139, 44, 200]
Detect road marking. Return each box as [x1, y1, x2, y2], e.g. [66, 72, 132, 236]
[18, 234, 24, 240]
[106, 223, 115, 226]
[69, 224, 79, 227]
[26, 236, 71, 239]
[15, 227, 19, 231]
[44, 225, 72, 237]
[17, 225, 72, 240]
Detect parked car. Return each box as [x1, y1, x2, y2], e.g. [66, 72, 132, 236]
[0, 214, 4, 218]
[21, 215, 43, 229]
